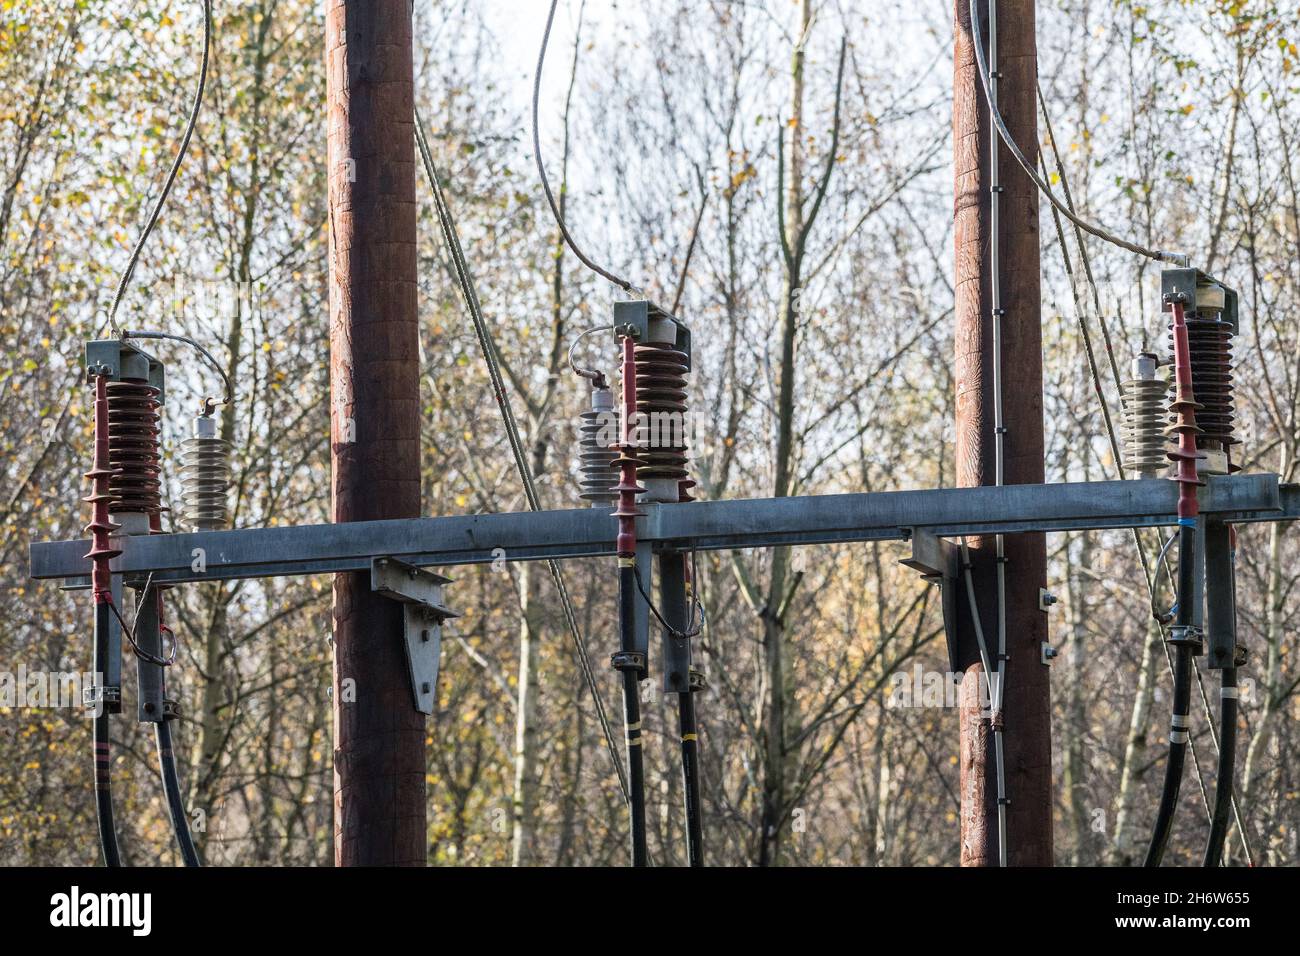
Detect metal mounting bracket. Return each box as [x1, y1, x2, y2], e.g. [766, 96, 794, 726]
[899, 528, 960, 673]
[371, 558, 457, 715]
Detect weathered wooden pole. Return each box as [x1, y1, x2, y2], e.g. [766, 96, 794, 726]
[327, 0, 424, 866]
[953, 0, 1053, 865]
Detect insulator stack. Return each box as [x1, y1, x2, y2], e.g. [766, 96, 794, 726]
[578, 384, 619, 505]
[633, 338, 691, 504]
[105, 378, 163, 522]
[1120, 352, 1167, 478]
[1182, 315, 1237, 470]
[180, 413, 231, 530]
[1159, 272, 1241, 477]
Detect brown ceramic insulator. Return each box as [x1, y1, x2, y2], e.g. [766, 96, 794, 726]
[632, 340, 690, 481]
[105, 378, 163, 516]
[1181, 317, 1236, 454]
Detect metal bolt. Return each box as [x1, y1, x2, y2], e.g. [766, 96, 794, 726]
[421, 682, 431, 694]
[421, 629, 430, 643]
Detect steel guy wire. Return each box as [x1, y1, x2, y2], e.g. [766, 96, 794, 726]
[1037, 91, 1251, 860]
[415, 111, 631, 805]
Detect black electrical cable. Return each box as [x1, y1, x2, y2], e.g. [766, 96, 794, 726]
[678, 689, 703, 866]
[656, 549, 704, 865]
[1039, 90, 1250, 861]
[1204, 664, 1238, 866]
[633, 563, 702, 641]
[1144, 520, 1198, 867]
[1204, 530, 1239, 867]
[617, 563, 649, 866]
[92, 600, 121, 867]
[155, 719, 201, 866]
[108, 0, 213, 332]
[120, 329, 232, 414]
[533, 0, 636, 293]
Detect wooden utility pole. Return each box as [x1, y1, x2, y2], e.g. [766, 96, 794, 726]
[327, 0, 424, 866]
[953, 0, 1053, 865]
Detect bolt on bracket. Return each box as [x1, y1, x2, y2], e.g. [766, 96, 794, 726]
[371, 558, 458, 715]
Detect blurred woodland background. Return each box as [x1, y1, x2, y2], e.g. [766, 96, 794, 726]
[1, 0, 1297, 865]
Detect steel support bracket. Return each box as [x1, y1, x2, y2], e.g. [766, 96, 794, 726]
[371, 558, 457, 715]
[899, 528, 960, 673]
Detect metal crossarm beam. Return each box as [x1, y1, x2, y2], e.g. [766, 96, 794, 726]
[30, 475, 1290, 587]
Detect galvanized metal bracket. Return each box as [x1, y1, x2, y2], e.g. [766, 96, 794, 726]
[899, 528, 960, 673]
[84, 339, 166, 404]
[371, 558, 457, 715]
[1160, 267, 1239, 333]
[134, 581, 166, 723]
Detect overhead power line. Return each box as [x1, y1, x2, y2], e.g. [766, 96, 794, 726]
[967, 0, 1187, 266]
[533, 0, 636, 294]
[108, 0, 213, 332]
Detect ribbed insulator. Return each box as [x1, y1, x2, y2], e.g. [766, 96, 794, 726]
[180, 415, 231, 530]
[1182, 316, 1237, 454]
[632, 340, 690, 485]
[578, 386, 618, 504]
[105, 378, 162, 516]
[1120, 354, 1168, 478]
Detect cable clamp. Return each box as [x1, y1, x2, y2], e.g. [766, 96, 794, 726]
[1167, 624, 1203, 650]
[990, 185, 1005, 194]
[610, 650, 646, 673]
[688, 667, 709, 693]
[997, 797, 1012, 806]
[161, 698, 182, 721]
[83, 684, 122, 714]
[991, 308, 1007, 316]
